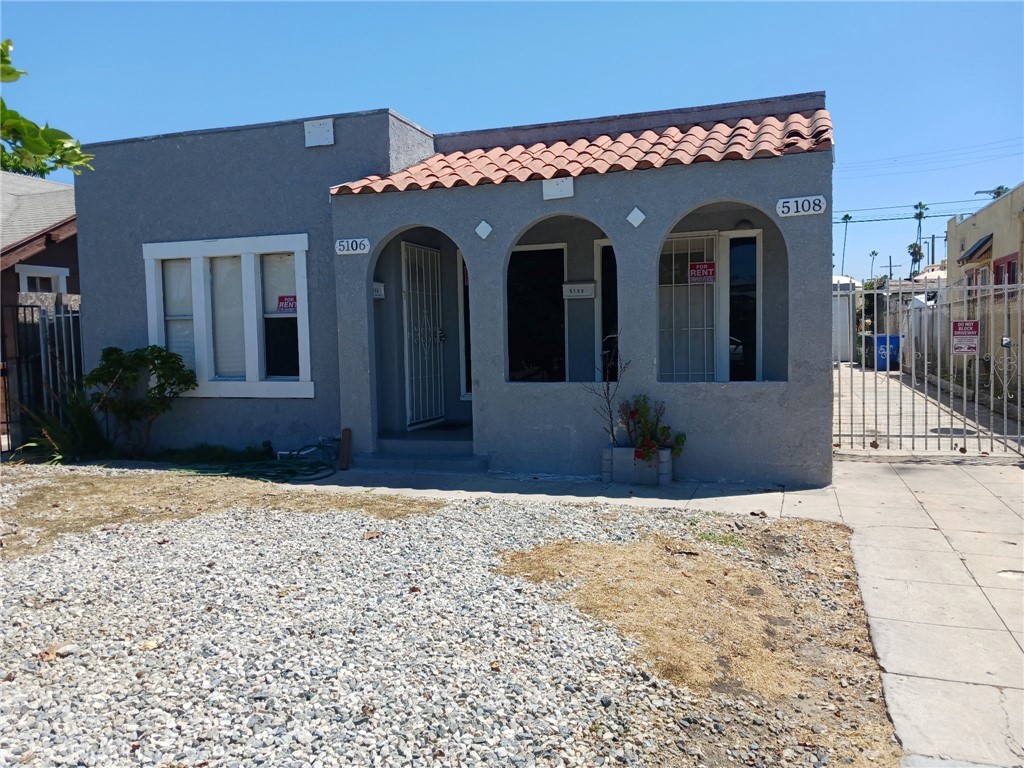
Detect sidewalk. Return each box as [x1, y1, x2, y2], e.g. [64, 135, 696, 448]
[310, 458, 1024, 767]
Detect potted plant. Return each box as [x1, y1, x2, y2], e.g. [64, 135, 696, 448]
[602, 394, 686, 485]
[584, 341, 685, 485]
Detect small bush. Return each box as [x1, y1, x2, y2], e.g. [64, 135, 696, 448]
[84, 345, 197, 457]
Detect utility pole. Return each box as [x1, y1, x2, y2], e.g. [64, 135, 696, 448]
[841, 213, 852, 276]
[887, 255, 903, 280]
[931, 233, 936, 265]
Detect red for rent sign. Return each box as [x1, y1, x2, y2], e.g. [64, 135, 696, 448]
[688, 261, 715, 284]
[951, 320, 980, 355]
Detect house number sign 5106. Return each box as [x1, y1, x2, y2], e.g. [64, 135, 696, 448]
[776, 195, 827, 217]
[335, 237, 371, 255]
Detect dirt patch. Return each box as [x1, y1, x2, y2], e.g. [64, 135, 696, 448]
[502, 535, 803, 698]
[0, 464, 444, 559]
[499, 517, 902, 766]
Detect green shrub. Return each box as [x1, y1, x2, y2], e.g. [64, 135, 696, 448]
[84, 345, 197, 457]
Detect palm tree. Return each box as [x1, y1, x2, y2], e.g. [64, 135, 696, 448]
[841, 213, 853, 276]
[907, 243, 924, 277]
[913, 201, 928, 248]
[869, 250, 878, 279]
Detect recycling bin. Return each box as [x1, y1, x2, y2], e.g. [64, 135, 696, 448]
[864, 334, 901, 371]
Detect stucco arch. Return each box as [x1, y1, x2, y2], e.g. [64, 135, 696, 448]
[503, 213, 618, 383]
[656, 199, 790, 382]
[502, 211, 618, 273]
[368, 224, 475, 436]
[366, 222, 473, 286]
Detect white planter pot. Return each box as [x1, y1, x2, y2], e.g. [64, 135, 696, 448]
[602, 446, 673, 486]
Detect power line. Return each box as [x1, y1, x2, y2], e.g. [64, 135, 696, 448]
[831, 211, 978, 224]
[835, 152, 1021, 180]
[834, 198, 991, 214]
[835, 137, 1022, 167]
[835, 148, 1022, 173]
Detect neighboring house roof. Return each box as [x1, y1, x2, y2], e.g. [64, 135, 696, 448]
[332, 108, 832, 196]
[2, 171, 76, 250]
[1, 171, 77, 270]
[957, 233, 993, 265]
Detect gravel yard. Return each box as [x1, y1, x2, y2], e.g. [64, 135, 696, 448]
[0, 465, 901, 767]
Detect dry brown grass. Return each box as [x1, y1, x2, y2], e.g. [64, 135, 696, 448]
[500, 518, 903, 766]
[501, 533, 803, 698]
[0, 465, 443, 558]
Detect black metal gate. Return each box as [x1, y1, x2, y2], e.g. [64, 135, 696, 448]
[1, 297, 83, 453]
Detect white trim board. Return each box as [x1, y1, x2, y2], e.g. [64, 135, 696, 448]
[143, 232, 313, 399]
[15, 264, 70, 293]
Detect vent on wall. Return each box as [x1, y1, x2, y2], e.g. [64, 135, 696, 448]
[304, 119, 334, 148]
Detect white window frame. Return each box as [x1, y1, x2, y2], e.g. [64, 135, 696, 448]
[15, 264, 69, 293]
[659, 229, 763, 383]
[593, 239, 609, 382]
[143, 233, 313, 398]
[455, 250, 471, 401]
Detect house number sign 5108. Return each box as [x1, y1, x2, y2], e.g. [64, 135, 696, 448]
[776, 195, 827, 217]
[335, 237, 371, 255]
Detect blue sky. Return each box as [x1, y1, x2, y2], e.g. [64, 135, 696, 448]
[3, 1, 1022, 281]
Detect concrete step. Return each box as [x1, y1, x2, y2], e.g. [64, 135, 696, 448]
[350, 452, 489, 473]
[376, 438, 474, 457]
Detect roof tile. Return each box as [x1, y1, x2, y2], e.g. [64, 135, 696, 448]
[331, 109, 832, 196]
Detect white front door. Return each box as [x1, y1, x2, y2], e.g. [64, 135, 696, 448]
[402, 243, 446, 429]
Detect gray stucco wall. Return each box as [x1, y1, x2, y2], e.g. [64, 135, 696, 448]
[334, 150, 833, 487]
[76, 110, 400, 452]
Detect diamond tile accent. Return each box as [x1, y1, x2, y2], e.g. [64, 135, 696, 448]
[475, 221, 492, 240]
[627, 207, 646, 228]
[331, 108, 832, 196]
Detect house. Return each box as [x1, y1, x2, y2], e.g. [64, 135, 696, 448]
[944, 183, 1023, 398]
[1, 171, 78, 304]
[1, 171, 80, 450]
[947, 183, 1022, 289]
[75, 92, 834, 486]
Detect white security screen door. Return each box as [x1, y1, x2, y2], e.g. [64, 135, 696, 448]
[402, 243, 446, 429]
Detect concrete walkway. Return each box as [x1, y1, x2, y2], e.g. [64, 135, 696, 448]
[309, 458, 1024, 767]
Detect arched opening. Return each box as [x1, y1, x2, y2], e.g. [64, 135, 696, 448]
[506, 215, 617, 382]
[658, 201, 788, 382]
[371, 226, 472, 440]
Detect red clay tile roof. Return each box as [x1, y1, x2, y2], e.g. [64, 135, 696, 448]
[332, 109, 832, 196]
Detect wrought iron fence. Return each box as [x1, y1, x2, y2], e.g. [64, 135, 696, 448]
[832, 279, 1021, 455]
[1, 296, 83, 452]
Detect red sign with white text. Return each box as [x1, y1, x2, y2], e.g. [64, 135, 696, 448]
[277, 295, 297, 314]
[688, 261, 716, 284]
[951, 320, 980, 354]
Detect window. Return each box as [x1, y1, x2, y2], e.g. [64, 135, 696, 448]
[15, 264, 69, 294]
[993, 254, 1019, 286]
[658, 230, 762, 382]
[507, 245, 566, 381]
[27, 275, 53, 292]
[143, 233, 312, 398]
[262, 253, 299, 377]
[161, 259, 195, 370]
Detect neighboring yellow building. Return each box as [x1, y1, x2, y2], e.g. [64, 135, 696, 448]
[947, 183, 1023, 287]
[945, 183, 1022, 403]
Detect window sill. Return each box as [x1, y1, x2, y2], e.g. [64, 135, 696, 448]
[182, 380, 315, 399]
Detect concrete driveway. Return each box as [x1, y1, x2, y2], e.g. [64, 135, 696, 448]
[319, 457, 1024, 766]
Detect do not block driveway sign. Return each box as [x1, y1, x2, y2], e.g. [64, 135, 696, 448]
[951, 320, 980, 355]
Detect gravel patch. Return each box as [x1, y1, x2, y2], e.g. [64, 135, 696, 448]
[0, 467, 899, 766]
